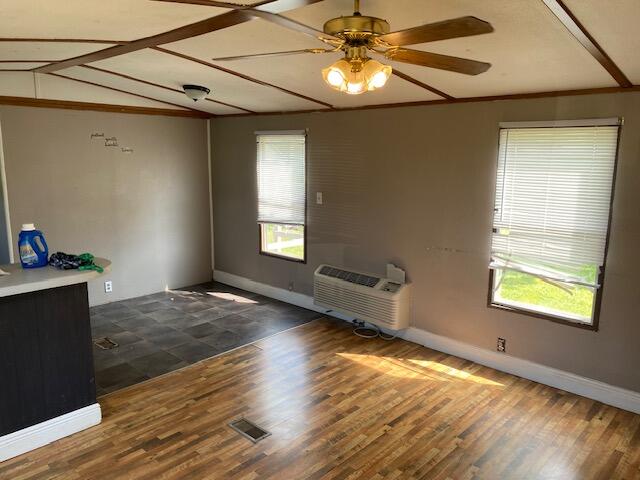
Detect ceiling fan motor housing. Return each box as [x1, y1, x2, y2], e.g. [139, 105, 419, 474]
[323, 15, 390, 43]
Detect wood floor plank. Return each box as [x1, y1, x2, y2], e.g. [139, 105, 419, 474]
[1, 317, 639, 479]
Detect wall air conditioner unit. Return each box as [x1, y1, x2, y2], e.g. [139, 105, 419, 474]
[313, 264, 410, 331]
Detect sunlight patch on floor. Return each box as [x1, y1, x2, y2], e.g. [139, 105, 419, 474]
[207, 292, 258, 303]
[338, 352, 504, 386]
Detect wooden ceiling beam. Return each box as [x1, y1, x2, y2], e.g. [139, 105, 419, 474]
[81, 65, 255, 113]
[48, 72, 209, 115]
[391, 69, 454, 100]
[150, 0, 328, 38]
[542, 0, 631, 88]
[30, 0, 326, 74]
[2, 85, 638, 120]
[247, 9, 329, 40]
[151, 0, 261, 8]
[150, 0, 271, 8]
[217, 85, 640, 117]
[153, 46, 334, 108]
[33, 10, 254, 74]
[0, 95, 210, 118]
[150, 0, 322, 12]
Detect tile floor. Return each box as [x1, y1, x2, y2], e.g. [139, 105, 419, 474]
[90, 282, 322, 396]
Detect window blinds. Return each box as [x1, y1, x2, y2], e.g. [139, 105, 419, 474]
[490, 123, 619, 287]
[256, 133, 306, 225]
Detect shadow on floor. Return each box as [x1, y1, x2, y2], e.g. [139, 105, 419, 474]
[90, 282, 322, 395]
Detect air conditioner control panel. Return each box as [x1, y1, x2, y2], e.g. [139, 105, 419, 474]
[381, 281, 401, 293]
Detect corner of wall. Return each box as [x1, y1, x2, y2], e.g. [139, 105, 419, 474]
[207, 118, 214, 276]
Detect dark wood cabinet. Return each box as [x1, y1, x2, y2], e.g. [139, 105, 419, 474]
[0, 283, 96, 436]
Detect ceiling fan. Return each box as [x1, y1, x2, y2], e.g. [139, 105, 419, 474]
[213, 0, 494, 95]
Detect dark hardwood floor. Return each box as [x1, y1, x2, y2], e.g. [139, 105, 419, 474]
[2, 318, 639, 479]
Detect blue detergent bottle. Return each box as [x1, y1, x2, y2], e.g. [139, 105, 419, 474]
[18, 223, 49, 268]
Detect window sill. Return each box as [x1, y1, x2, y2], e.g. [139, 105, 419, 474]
[488, 302, 598, 331]
[259, 251, 306, 264]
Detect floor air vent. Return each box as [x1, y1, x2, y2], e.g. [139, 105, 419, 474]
[93, 337, 119, 350]
[229, 418, 271, 443]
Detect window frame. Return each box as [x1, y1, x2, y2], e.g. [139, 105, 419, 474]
[487, 120, 622, 331]
[256, 131, 308, 264]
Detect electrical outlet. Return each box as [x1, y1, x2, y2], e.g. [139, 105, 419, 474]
[497, 337, 506, 352]
[104, 280, 113, 293]
[288, 281, 294, 292]
[316, 192, 323, 205]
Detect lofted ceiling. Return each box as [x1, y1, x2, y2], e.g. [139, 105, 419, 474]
[0, 0, 638, 117]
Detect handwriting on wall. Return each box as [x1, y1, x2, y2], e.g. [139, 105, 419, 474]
[91, 132, 134, 154]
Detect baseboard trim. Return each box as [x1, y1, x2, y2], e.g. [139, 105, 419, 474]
[0, 403, 102, 462]
[214, 269, 640, 415]
[213, 269, 353, 321]
[400, 327, 640, 414]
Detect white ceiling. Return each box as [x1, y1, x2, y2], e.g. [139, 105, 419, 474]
[378, 0, 617, 97]
[167, 17, 325, 64]
[57, 66, 243, 115]
[164, 18, 442, 107]
[0, 0, 223, 40]
[88, 48, 322, 112]
[0, 42, 114, 62]
[563, 0, 640, 84]
[0, 62, 49, 70]
[0, 71, 184, 108]
[0, 0, 637, 115]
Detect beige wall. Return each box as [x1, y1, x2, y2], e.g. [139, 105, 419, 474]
[0, 106, 212, 305]
[211, 91, 640, 392]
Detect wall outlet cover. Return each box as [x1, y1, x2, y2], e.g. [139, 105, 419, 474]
[104, 280, 113, 293]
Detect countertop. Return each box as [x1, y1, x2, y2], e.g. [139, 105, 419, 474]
[0, 258, 111, 298]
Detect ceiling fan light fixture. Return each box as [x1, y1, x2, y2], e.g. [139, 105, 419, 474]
[322, 58, 392, 95]
[322, 58, 351, 90]
[182, 84, 210, 102]
[362, 59, 392, 90]
[346, 80, 365, 95]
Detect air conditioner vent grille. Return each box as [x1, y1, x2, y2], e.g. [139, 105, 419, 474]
[314, 264, 410, 331]
[318, 266, 379, 288]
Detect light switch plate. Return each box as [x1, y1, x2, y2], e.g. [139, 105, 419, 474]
[316, 192, 323, 204]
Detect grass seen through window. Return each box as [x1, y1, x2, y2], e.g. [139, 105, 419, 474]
[260, 223, 304, 261]
[493, 265, 597, 322]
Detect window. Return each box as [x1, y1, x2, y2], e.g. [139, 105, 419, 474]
[256, 131, 306, 262]
[489, 119, 620, 327]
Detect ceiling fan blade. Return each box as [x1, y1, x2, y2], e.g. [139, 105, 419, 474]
[212, 48, 334, 61]
[385, 48, 491, 75]
[379, 16, 493, 46]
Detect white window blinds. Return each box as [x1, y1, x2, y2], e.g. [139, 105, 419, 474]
[490, 121, 619, 287]
[256, 133, 306, 225]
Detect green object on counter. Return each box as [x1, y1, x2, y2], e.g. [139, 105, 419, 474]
[77, 253, 104, 273]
